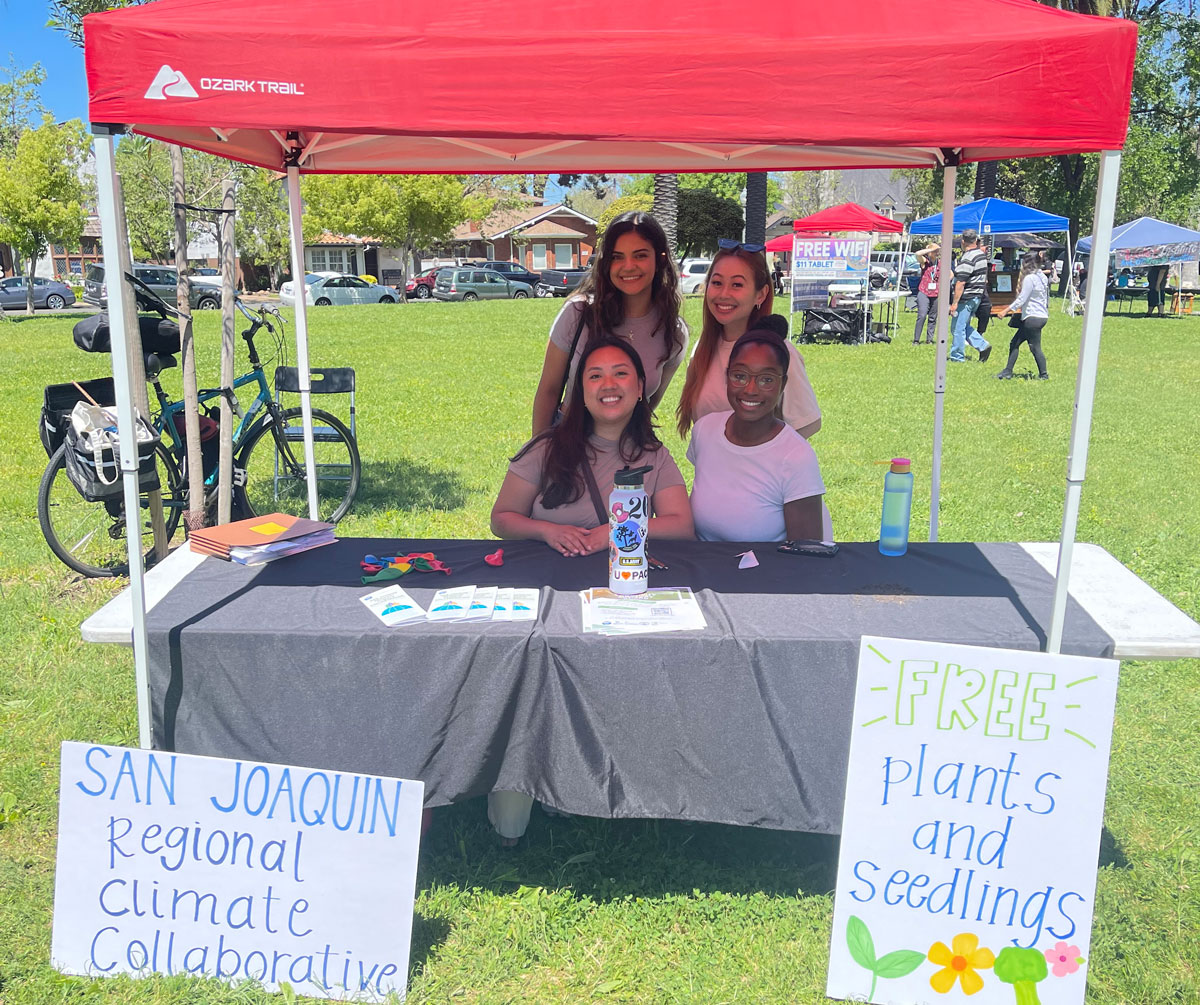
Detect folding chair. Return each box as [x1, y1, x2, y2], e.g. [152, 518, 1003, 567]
[274, 366, 357, 440]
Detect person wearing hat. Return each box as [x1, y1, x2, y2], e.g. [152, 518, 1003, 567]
[913, 243, 942, 344]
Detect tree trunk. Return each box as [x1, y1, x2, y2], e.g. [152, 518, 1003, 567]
[744, 172, 768, 246]
[973, 161, 998, 200]
[653, 174, 679, 258]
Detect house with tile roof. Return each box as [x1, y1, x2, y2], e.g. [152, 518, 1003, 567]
[435, 202, 598, 272]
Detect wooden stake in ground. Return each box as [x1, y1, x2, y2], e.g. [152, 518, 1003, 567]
[171, 145, 206, 532]
[217, 177, 236, 525]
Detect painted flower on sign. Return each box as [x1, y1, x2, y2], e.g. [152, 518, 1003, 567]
[927, 933, 995, 995]
[1045, 941, 1084, 977]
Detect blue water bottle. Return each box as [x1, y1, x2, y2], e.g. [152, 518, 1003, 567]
[879, 458, 914, 557]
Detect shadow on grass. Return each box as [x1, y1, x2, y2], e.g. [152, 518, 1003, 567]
[1098, 826, 1130, 870]
[352, 458, 473, 514]
[415, 799, 839, 905]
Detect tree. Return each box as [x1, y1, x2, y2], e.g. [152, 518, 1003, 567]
[744, 172, 768, 245]
[233, 167, 295, 290]
[0, 117, 90, 312]
[46, 0, 154, 46]
[653, 174, 679, 256]
[676, 189, 743, 259]
[302, 173, 490, 286]
[596, 194, 654, 237]
[113, 136, 227, 261]
[778, 170, 844, 219]
[0, 60, 47, 158]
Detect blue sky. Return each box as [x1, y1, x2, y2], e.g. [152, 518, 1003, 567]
[5, 1, 90, 126]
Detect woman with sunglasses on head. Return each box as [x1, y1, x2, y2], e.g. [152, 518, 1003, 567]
[490, 336, 694, 845]
[687, 315, 831, 544]
[675, 239, 821, 442]
[530, 211, 688, 437]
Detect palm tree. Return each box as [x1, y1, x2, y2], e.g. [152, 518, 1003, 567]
[744, 172, 768, 245]
[652, 174, 679, 258]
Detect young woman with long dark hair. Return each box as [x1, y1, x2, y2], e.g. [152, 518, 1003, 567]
[996, 253, 1051, 380]
[530, 211, 687, 437]
[675, 242, 820, 440]
[490, 337, 693, 843]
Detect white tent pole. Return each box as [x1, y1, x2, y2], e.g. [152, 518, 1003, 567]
[1064, 234, 1078, 315]
[929, 162, 957, 541]
[95, 130, 152, 750]
[1047, 149, 1122, 654]
[285, 161, 319, 519]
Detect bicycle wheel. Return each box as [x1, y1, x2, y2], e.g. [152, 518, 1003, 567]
[236, 407, 360, 524]
[38, 443, 184, 578]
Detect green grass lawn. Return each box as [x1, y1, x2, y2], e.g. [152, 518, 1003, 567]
[0, 300, 1197, 1004]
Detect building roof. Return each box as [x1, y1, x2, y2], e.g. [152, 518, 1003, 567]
[517, 222, 589, 240]
[452, 202, 597, 241]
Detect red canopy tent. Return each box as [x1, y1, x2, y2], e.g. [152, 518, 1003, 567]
[791, 204, 904, 234]
[81, 0, 1137, 746]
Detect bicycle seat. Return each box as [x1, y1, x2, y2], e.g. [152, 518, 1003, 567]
[144, 351, 177, 379]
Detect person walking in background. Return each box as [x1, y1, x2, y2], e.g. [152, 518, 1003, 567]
[1146, 263, 1169, 317]
[948, 229, 991, 363]
[995, 253, 1051, 380]
[912, 244, 940, 344]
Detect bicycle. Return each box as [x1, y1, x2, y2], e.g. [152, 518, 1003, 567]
[38, 295, 361, 578]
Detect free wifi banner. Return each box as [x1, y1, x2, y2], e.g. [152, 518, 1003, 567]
[826, 637, 1118, 1005]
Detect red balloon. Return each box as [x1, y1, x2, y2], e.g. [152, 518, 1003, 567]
[484, 548, 505, 567]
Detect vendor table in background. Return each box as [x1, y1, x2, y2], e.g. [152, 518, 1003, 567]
[81, 538, 1200, 834]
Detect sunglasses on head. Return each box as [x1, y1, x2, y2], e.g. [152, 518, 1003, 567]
[717, 238, 766, 254]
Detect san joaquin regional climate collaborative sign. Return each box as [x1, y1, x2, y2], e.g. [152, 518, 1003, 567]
[827, 637, 1118, 1005]
[52, 743, 424, 1001]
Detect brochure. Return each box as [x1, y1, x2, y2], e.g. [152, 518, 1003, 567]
[426, 585, 476, 622]
[492, 588, 514, 622]
[580, 587, 706, 635]
[509, 588, 539, 621]
[360, 585, 426, 626]
[462, 586, 498, 622]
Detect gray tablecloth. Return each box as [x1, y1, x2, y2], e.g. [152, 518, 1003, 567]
[145, 539, 1113, 833]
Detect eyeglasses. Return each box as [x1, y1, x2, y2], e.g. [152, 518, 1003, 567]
[717, 238, 766, 254]
[727, 369, 780, 389]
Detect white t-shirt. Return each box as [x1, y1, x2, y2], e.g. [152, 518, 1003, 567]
[689, 336, 821, 433]
[686, 411, 829, 543]
[549, 298, 689, 408]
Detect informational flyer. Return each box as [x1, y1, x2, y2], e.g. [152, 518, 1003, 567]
[791, 235, 871, 310]
[826, 637, 1119, 1005]
[52, 743, 424, 1001]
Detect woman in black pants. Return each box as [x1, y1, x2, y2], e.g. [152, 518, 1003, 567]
[996, 254, 1051, 380]
[912, 244, 940, 344]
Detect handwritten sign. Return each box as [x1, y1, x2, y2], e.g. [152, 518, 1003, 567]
[52, 742, 424, 1001]
[827, 637, 1118, 1005]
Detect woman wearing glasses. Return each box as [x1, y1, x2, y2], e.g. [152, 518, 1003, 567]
[530, 211, 688, 437]
[675, 239, 821, 441]
[687, 316, 829, 544]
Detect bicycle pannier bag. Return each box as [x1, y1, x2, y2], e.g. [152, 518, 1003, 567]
[72, 313, 181, 355]
[63, 401, 160, 502]
[40, 377, 115, 458]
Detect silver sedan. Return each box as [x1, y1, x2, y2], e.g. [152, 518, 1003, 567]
[279, 273, 397, 307]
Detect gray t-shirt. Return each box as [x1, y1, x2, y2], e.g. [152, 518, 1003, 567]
[508, 433, 685, 529]
[549, 298, 689, 407]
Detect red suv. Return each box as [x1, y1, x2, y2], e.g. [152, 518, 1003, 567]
[404, 266, 442, 300]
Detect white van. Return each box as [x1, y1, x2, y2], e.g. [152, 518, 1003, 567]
[679, 258, 712, 294]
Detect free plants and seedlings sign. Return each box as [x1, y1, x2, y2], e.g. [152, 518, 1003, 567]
[51, 742, 424, 1001]
[826, 637, 1118, 1004]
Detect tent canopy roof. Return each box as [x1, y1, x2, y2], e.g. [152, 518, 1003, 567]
[84, 0, 1136, 175]
[792, 203, 904, 234]
[910, 197, 1069, 235]
[1077, 216, 1200, 253]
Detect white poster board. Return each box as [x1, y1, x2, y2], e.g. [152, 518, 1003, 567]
[52, 742, 424, 1001]
[827, 637, 1118, 1005]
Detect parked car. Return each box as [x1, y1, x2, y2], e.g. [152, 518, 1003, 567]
[280, 273, 398, 307]
[83, 263, 227, 310]
[473, 260, 542, 288]
[678, 258, 712, 294]
[404, 266, 442, 300]
[0, 275, 77, 310]
[433, 268, 533, 301]
[190, 267, 220, 276]
[535, 267, 589, 297]
[868, 252, 920, 287]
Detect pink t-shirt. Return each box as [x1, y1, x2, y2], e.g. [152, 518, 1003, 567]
[508, 433, 685, 529]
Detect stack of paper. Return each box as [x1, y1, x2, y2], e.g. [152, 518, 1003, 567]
[579, 587, 707, 635]
[360, 584, 540, 627]
[190, 513, 336, 565]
